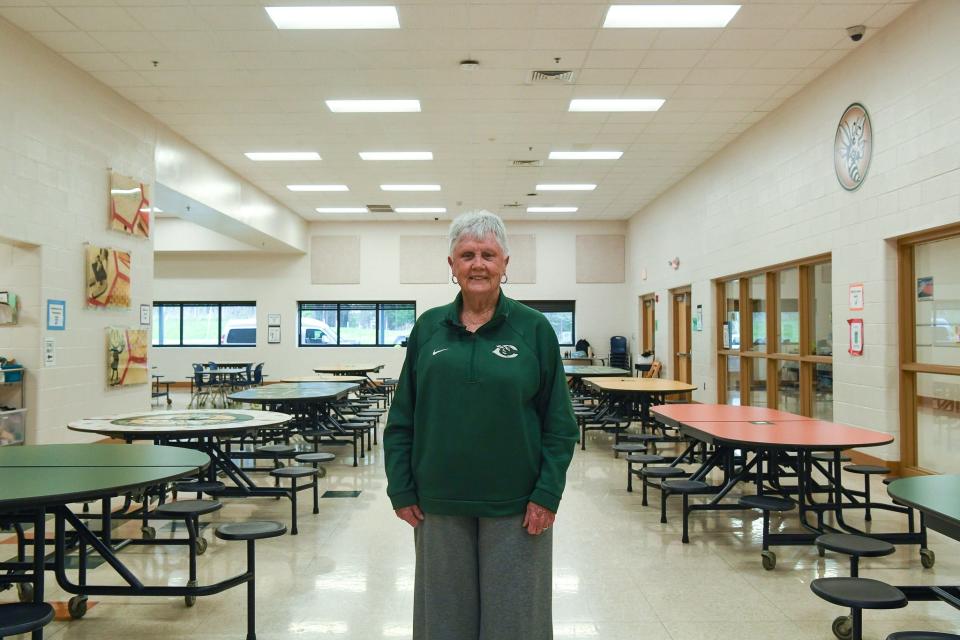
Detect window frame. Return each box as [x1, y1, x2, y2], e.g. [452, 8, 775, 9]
[151, 301, 257, 348]
[297, 301, 417, 347]
[519, 300, 576, 347]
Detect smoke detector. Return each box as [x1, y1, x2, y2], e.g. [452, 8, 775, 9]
[460, 59, 480, 71]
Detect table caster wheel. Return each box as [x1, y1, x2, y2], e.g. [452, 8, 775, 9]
[196, 536, 208, 555]
[17, 582, 34, 602]
[920, 548, 935, 568]
[761, 550, 776, 571]
[817, 545, 826, 558]
[141, 526, 156, 540]
[68, 595, 88, 619]
[832, 615, 852, 640]
[185, 580, 197, 607]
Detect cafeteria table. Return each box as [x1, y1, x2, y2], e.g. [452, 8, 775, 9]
[650, 404, 926, 558]
[281, 375, 367, 384]
[313, 363, 384, 377]
[583, 376, 697, 425]
[564, 365, 629, 393]
[0, 444, 258, 630]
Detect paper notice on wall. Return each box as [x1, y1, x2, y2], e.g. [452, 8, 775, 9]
[44, 337, 56, 366]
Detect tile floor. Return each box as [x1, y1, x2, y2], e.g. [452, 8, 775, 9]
[6, 392, 960, 639]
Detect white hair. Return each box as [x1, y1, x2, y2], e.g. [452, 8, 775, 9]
[448, 210, 510, 256]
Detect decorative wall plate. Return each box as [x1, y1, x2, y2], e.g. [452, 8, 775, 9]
[834, 103, 872, 191]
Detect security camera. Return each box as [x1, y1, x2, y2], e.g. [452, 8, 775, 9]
[846, 25, 866, 42]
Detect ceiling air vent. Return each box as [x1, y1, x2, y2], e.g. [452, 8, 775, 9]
[366, 204, 394, 213]
[527, 69, 575, 84]
[510, 159, 543, 168]
[501, 202, 524, 208]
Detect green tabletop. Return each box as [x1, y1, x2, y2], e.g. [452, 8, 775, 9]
[228, 382, 357, 402]
[888, 475, 960, 540]
[0, 443, 209, 468]
[563, 365, 630, 377]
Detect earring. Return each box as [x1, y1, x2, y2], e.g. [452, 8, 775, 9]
[501, 274, 508, 284]
[451, 275, 459, 285]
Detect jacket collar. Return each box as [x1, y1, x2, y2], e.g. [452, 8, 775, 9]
[443, 290, 512, 332]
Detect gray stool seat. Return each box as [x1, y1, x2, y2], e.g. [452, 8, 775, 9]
[174, 480, 225, 494]
[810, 577, 907, 610]
[623, 433, 660, 442]
[215, 520, 287, 541]
[640, 466, 688, 479]
[612, 443, 647, 454]
[845, 464, 890, 475]
[256, 443, 296, 455]
[155, 499, 222, 517]
[817, 533, 895, 558]
[813, 452, 851, 462]
[269, 465, 317, 479]
[626, 453, 664, 464]
[295, 452, 336, 464]
[661, 479, 709, 493]
[886, 634, 960, 640]
[739, 495, 796, 512]
[0, 603, 55, 636]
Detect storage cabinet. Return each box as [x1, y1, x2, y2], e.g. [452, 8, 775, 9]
[0, 365, 25, 446]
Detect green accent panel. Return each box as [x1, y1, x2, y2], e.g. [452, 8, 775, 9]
[0, 444, 209, 469]
[888, 476, 960, 524]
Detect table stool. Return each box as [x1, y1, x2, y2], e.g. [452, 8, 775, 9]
[0, 602, 54, 639]
[639, 466, 688, 508]
[844, 464, 890, 521]
[738, 494, 796, 570]
[816, 533, 895, 576]
[295, 452, 336, 478]
[611, 442, 646, 459]
[810, 577, 907, 640]
[215, 521, 287, 640]
[661, 479, 710, 543]
[154, 499, 223, 606]
[886, 634, 960, 640]
[174, 480, 226, 499]
[625, 453, 663, 492]
[269, 466, 319, 535]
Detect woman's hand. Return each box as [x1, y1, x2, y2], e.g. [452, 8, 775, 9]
[395, 505, 425, 528]
[522, 502, 556, 536]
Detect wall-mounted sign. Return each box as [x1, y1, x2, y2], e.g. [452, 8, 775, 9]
[848, 284, 864, 311]
[140, 304, 151, 326]
[44, 338, 56, 366]
[47, 299, 66, 330]
[834, 103, 872, 191]
[848, 318, 864, 356]
[267, 326, 281, 344]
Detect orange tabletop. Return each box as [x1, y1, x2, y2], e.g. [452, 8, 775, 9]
[652, 403, 815, 428]
[584, 377, 697, 395]
[679, 419, 893, 450]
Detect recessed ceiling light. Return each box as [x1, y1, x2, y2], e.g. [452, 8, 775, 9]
[569, 99, 664, 112]
[359, 151, 433, 161]
[527, 206, 578, 213]
[395, 207, 447, 213]
[326, 100, 421, 113]
[603, 5, 741, 29]
[380, 184, 441, 191]
[265, 6, 400, 30]
[287, 184, 349, 192]
[549, 151, 623, 160]
[315, 207, 369, 213]
[245, 151, 321, 161]
[536, 184, 597, 191]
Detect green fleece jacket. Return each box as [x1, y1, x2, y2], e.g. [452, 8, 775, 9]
[383, 291, 578, 517]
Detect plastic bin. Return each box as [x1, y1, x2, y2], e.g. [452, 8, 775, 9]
[0, 408, 26, 446]
[0, 364, 23, 383]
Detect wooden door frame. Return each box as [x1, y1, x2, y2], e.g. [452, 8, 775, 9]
[670, 286, 692, 385]
[640, 293, 655, 355]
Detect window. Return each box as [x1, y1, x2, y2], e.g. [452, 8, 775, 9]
[520, 301, 575, 346]
[715, 255, 832, 415]
[298, 301, 415, 347]
[152, 302, 257, 347]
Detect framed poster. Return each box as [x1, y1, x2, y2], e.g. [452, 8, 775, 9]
[267, 313, 281, 326]
[848, 318, 864, 356]
[106, 326, 149, 387]
[267, 326, 281, 344]
[848, 283, 864, 311]
[85, 245, 131, 308]
[47, 299, 66, 330]
[917, 276, 934, 301]
[109, 172, 151, 238]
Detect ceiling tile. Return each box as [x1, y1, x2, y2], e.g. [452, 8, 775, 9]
[0, 6, 75, 31]
[31, 29, 105, 52]
[56, 6, 142, 31]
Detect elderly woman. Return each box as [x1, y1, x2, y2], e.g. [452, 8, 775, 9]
[384, 210, 578, 640]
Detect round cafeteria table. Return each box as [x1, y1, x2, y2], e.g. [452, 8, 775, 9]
[564, 365, 629, 394]
[312, 363, 384, 377]
[584, 376, 697, 424]
[281, 375, 367, 384]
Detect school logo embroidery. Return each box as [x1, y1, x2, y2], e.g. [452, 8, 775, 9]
[492, 344, 519, 359]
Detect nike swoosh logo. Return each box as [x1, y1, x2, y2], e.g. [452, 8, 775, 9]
[432, 348, 448, 356]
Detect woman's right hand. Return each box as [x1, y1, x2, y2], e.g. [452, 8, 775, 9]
[395, 505, 425, 528]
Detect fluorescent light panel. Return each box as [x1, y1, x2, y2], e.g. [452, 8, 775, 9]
[395, 207, 446, 213]
[380, 184, 441, 191]
[245, 151, 321, 161]
[603, 5, 741, 28]
[326, 100, 420, 113]
[549, 151, 622, 160]
[287, 184, 349, 192]
[536, 184, 596, 191]
[315, 207, 368, 213]
[266, 6, 400, 30]
[569, 99, 664, 112]
[527, 206, 578, 213]
[359, 151, 433, 161]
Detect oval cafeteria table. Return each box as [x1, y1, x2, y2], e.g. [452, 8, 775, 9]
[563, 365, 629, 394]
[583, 376, 697, 425]
[648, 404, 924, 553]
[0, 444, 259, 633]
[281, 374, 368, 384]
[312, 363, 384, 380]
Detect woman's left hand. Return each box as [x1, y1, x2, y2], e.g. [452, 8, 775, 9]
[522, 502, 556, 536]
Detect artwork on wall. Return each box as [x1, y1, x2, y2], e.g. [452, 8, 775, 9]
[834, 103, 872, 191]
[106, 326, 148, 387]
[917, 276, 934, 301]
[109, 172, 151, 238]
[85, 245, 131, 308]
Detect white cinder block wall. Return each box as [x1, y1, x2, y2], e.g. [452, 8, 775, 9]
[151, 220, 631, 380]
[0, 17, 157, 444]
[626, 0, 960, 463]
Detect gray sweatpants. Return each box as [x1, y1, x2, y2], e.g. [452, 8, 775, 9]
[413, 513, 553, 640]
